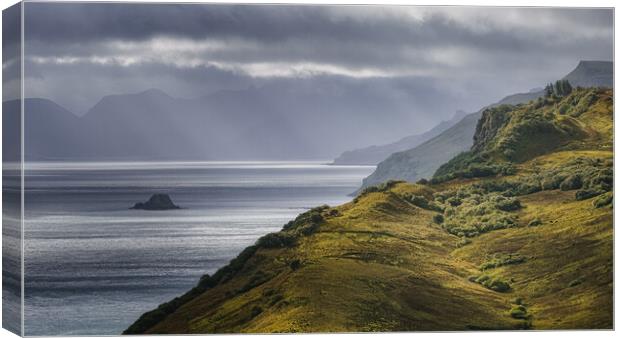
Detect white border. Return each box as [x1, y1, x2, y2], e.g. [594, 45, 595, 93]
[0, 1, 617, 338]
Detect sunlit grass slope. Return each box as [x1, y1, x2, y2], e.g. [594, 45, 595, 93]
[125, 88, 612, 333]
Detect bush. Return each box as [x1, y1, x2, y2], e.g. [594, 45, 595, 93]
[328, 209, 340, 217]
[457, 238, 472, 247]
[487, 278, 511, 292]
[283, 205, 327, 231]
[407, 194, 444, 212]
[360, 180, 404, 196]
[257, 232, 297, 248]
[310, 213, 324, 224]
[479, 254, 526, 271]
[560, 174, 582, 191]
[409, 195, 429, 208]
[516, 183, 541, 195]
[575, 189, 603, 201]
[510, 305, 528, 319]
[593, 192, 613, 208]
[541, 176, 563, 190]
[469, 274, 511, 292]
[447, 196, 462, 206]
[298, 222, 320, 236]
[495, 198, 522, 211]
[433, 214, 444, 224]
[527, 218, 542, 227]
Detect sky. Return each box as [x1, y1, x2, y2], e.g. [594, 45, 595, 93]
[4, 3, 614, 120]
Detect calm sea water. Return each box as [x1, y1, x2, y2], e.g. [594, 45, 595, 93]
[23, 161, 374, 336]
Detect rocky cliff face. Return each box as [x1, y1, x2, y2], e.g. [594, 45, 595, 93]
[472, 106, 512, 153]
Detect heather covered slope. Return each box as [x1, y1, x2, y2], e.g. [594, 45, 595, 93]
[125, 88, 612, 333]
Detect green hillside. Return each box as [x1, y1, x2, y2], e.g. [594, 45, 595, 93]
[125, 88, 612, 334]
[359, 61, 613, 191]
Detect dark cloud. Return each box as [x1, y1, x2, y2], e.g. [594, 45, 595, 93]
[10, 3, 614, 124]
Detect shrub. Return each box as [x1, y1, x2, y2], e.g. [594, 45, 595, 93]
[409, 195, 429, 208]
[575, 189, 603, 201]
[593, 192, 613, 208]
[474, 275, 489, 283]
[457, 238, 472, 247]
[469, 274, 511, 292]
[447, 196, 462, 206]
[479, 254, 526, 271]
[407, 194, 444, 212]
[528, 218, 542, 227]
[510, 305, 528, 319]
[516, 183, 542, 195]
[310, 213, 324, 224]
[257, 232, 297, 248]
[298, 222, 320, 236]
[283, 206, 326, 230]
[487, 278, 511, 292]
[433, 214, 444, 224]
[439, 190, 520, 238]
[328, 209, 340, 217]
[495, 198, 522, 211]
[560, 175, 582, 191]
[541, 176, 563, 190]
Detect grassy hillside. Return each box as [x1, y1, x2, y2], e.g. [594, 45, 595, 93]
[125, 88, 612, 334]
[434, 88, 612, 181]
[359, 61, 612, 191]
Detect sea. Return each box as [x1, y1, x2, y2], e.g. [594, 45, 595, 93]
[21, 161, 374, 335]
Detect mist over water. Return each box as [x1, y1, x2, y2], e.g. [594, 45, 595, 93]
[23, 161, 374, 336]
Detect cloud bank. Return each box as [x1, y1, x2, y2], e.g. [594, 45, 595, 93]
[4, 4, 613, 124]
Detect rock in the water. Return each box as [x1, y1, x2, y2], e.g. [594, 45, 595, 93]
[131, 194, 180, 210]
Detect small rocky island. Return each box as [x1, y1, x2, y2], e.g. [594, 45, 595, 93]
[130, 194, 181, 210]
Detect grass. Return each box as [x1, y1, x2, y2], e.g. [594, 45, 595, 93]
[132, 154, 612, 332]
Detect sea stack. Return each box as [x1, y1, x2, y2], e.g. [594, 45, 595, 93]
[131, 194, 181, 210]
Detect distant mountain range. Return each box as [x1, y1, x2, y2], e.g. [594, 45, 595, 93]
[4, 78, 469, 162]
[331, 110, 468, 165]
[359, 60, 613, 191]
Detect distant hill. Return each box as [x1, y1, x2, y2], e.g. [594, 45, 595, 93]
[358, 60, 613, 191]
[3, 98, 86, 161]
[331, 110, 468, 165]
[9, 78, 469, 161]
[125, 87, 612, 334]
[562, 60, 613, 88]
